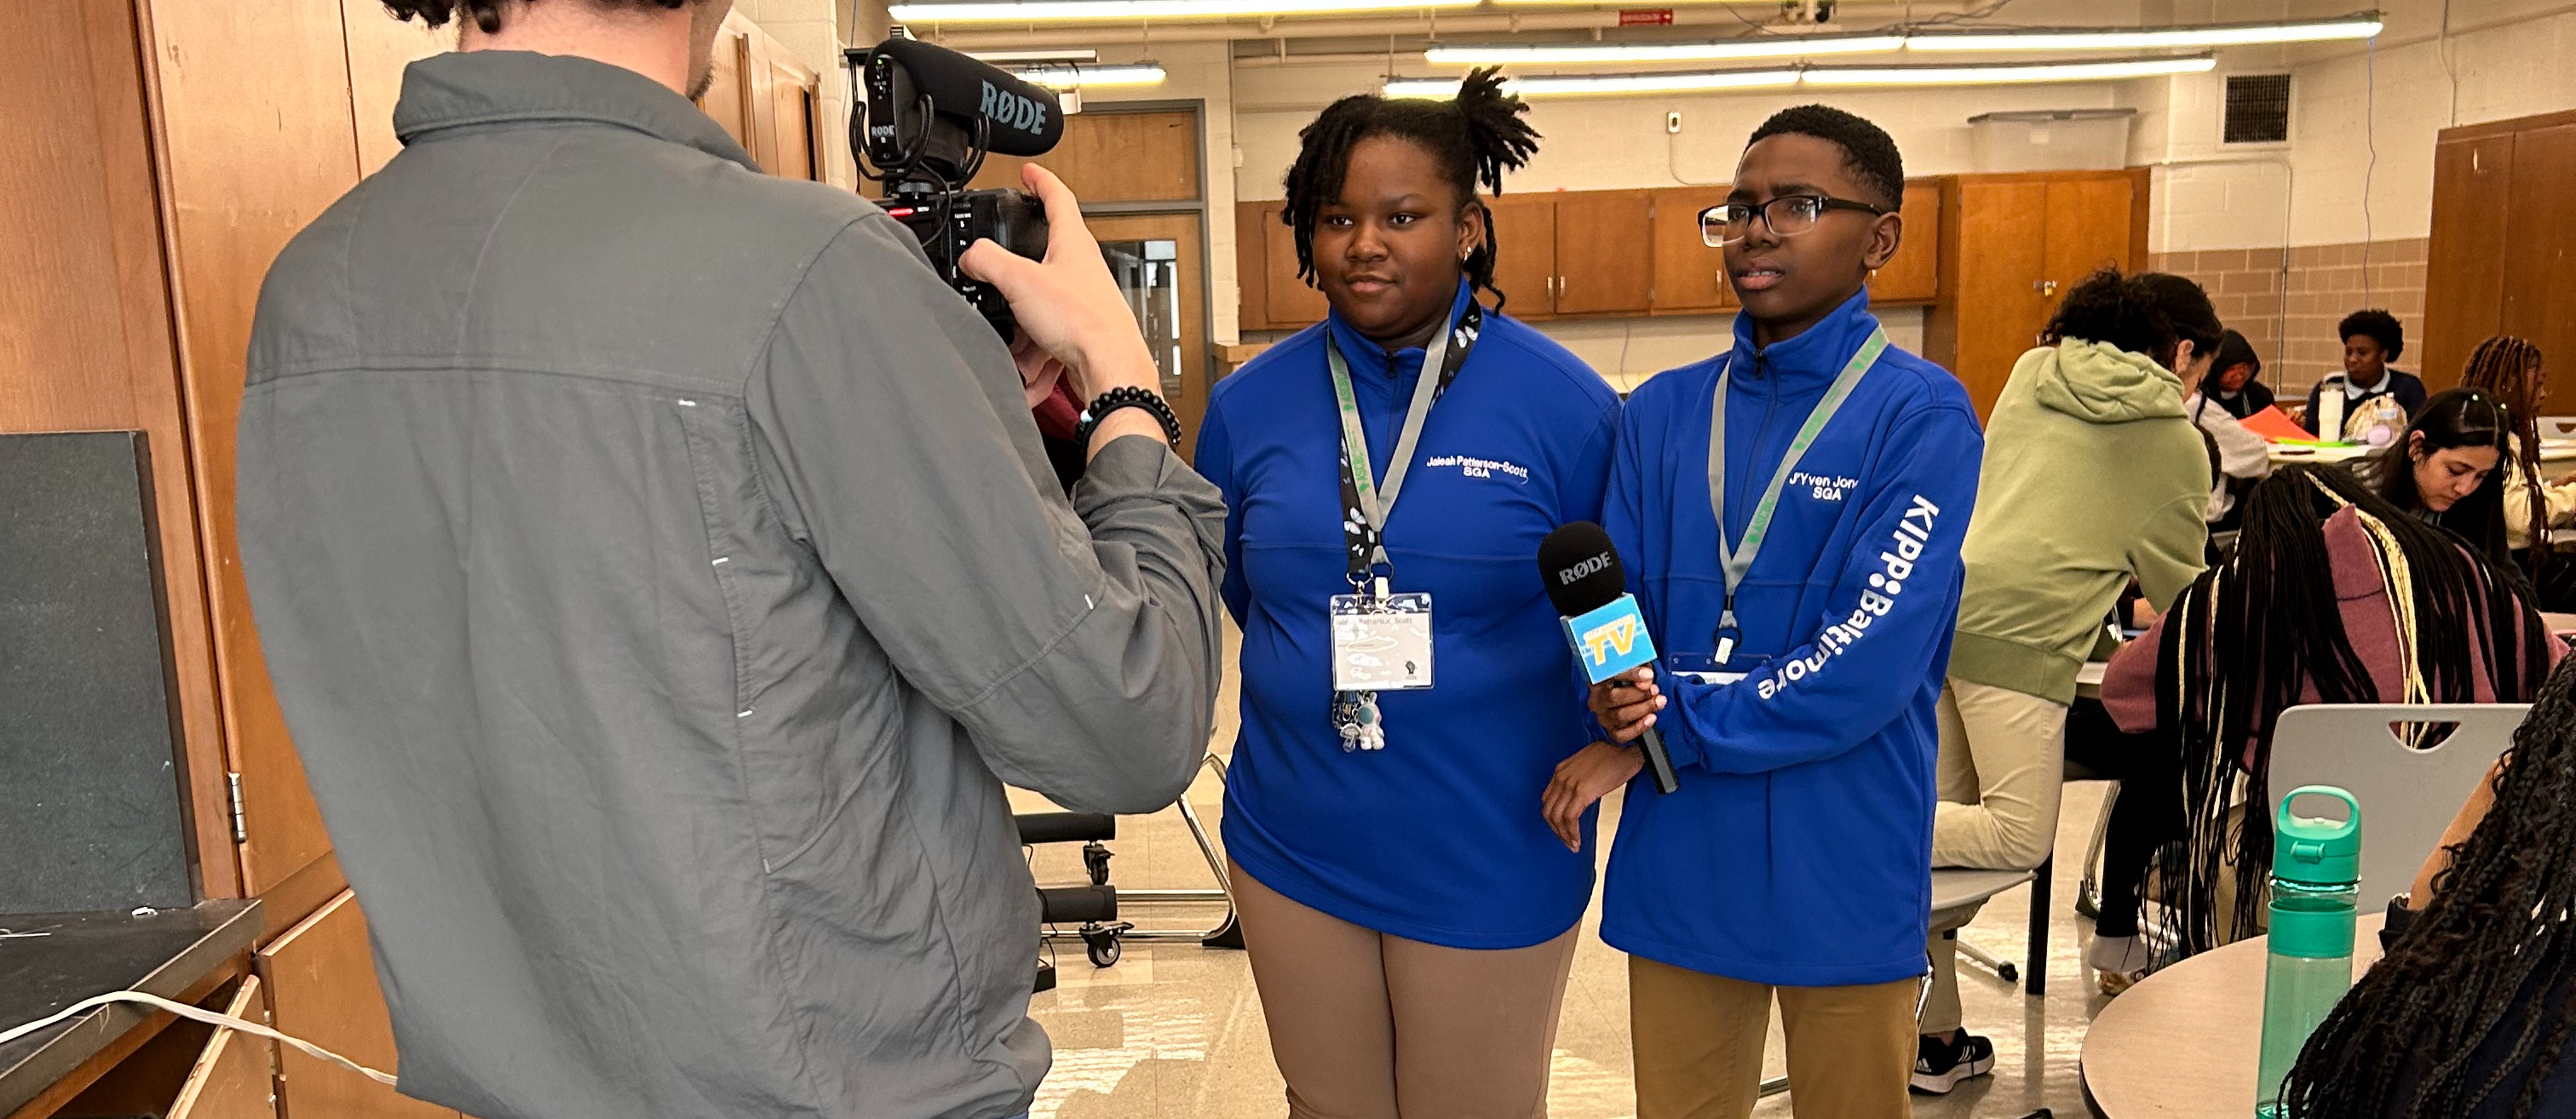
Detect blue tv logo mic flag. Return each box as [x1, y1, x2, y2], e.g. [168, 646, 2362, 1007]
[1566, 595, 1658, 684]
[1538, 522, 1679, 795]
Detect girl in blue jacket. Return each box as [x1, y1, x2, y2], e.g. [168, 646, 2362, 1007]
[1549, 106, 1983, 1119]
[1193, 70, 1619, 1118]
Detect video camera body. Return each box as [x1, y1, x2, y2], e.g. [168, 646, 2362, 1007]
[847, 37, 1062, 338]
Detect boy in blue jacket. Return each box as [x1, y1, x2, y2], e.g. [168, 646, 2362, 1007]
[1541, 106, 1983, 1118]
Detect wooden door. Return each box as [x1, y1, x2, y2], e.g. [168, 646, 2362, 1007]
[2042, 175, 2136, 305]
[1550, 189, 1652, 315]
[342, 0, 450, 176]
[1260, 202, 1328, 327]
[768, 67, 819, 181]
[2500, 123, 2576, 406]
[1235, 201, 1272, 330]
[2424, 134, 2516, 388]
[1484, 192, 1557, 319]
[146, 0, 371, 897]
[970, 110, 1201, 204]
[169, 977, 279, 1119]
[257, 891, 462, 1119]
[696, 22, 751, 152]
[1943, 179, 2051, 416]
[1867, 180, 1941, 305]
[1648, 185, 1734, 313]
[1088, 212, 1212, 458]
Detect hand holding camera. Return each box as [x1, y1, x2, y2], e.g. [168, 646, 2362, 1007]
[962, 165, 1157, 404]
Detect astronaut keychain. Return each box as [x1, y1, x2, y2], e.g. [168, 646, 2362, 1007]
[1322, 302, 1473, 752]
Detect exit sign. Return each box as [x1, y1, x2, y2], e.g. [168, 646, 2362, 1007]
[1619, 9, 1674, 24]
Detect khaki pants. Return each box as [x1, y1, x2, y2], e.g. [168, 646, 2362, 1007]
[1628, 956, 1918, 1119]
[1924, 678, 2068, 1034]
[1232, 863, 1578, 1119]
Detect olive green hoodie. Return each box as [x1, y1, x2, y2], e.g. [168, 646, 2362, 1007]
[1950, 339, 2211, 703]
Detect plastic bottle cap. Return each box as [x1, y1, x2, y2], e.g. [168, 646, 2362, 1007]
[2273, 785, 2361, 887]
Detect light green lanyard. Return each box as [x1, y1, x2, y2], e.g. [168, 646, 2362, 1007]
[1708, 325, 1888, 646]
[1327, 320, 1456, 576]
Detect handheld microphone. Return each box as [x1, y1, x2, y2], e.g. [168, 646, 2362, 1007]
[1538, 522, 1681, 795]
[862, 38, 1066, 162]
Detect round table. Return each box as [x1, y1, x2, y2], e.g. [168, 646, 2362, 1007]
[2080, 912, 2385, 1117]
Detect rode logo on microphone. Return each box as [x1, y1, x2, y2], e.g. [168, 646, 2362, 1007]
[1556, 553, 1613, 587]
[980, 80, 1049, 136]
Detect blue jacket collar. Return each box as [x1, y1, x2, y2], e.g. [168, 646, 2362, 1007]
[1728, 287, 1882, 387]
[1324, 279, 1476, 381]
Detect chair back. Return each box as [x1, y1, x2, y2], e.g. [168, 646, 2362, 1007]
[2268, 703, 2528, 914]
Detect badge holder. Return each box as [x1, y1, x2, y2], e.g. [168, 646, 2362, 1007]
[1330, 578, 1434, 752]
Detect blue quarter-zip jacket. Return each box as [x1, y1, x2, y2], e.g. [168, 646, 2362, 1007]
[1196, 282, 1621, 948]
[1601, 290, 1984, 985]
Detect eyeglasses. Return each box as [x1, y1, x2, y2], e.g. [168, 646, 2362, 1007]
[1698, 195, 1889, 248]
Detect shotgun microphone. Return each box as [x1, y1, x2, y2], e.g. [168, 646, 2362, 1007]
[1538, 522, 1680, 795]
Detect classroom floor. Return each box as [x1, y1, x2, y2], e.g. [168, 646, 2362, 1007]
[1007, 626, 2116, 1119]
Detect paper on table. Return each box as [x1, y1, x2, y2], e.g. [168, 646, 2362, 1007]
[2240, 405, 2318, 443]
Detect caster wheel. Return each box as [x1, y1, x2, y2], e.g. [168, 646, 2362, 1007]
[1997, 962, 2020, 983]
[1084, 932, 1122, 968]
[1083, 841, 1113, 887]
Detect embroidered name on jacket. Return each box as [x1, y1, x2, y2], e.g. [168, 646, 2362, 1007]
[1425, 454, 1531, 481]
[1789, 470, 1860, 502]
[1756, 493, 1941, 700]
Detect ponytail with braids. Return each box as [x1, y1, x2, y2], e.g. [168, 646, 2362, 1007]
[2463, 335, 2551, 579]
[2282, 651, 2576, 1119]
[1279, 67, 1539, 309]
[2158, 464, 2550, 959]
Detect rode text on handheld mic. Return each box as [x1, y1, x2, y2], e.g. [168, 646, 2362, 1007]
[1538, 523, 1681, 795]
[846, 37, 1061, 339]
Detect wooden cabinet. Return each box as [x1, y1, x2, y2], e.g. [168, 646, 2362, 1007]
[1239, 200, 1326, 329]
[2426, 109, 2576, 400]
[1648, 185, 1735, 313]
[697, 13, 823, 181]
[1869, 181, 1944, 305]
[1484, 192, 1560, 317]
[1924, 169, 2148, 418]
[1550, 190, 1653, 314]
[257, 892, 461, 1119]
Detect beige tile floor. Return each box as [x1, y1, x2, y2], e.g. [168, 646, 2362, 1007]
[1007, 627, 2116, 1118]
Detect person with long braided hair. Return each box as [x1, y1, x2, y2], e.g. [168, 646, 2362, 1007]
[2277, 653, 2576, 1117]
[2460, 336, 2576, 605]
[1195, 69, 1617, 1118]
[2093, 463, 2553, 971]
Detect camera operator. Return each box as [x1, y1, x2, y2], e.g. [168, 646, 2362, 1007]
[233, 3, 1222, 1119]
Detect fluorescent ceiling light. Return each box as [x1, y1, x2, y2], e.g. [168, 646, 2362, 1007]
[1425, 35, 1904, 65]
[968, 49, 1100, 62]
[1011, 63, 1168, 88]
[1803, 55, 2217, 85]
[890, 0, 1473, 22]
[1906, 17, 2382, 52]
[1387, 54, 2212, 97]
[1386, 69, 1797, 97]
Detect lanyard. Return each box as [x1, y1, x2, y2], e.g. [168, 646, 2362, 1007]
[1708, 325, 1887, 638]
[1327, 299, 1483, 583]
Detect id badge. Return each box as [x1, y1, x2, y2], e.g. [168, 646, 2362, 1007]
[1330, 593, 1435, 691]
[1666, 651, 1759, 686]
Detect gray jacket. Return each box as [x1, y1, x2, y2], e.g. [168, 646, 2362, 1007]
[236, 50, 1222, 1119]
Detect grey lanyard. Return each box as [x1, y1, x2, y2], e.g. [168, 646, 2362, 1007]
[1327, 319, 1458, 574]
[1708, 325, 1889, 638]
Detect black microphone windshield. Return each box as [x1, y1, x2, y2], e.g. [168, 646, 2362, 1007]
[1538, 521, 1628, 617]
[871, 37, 1066, 158]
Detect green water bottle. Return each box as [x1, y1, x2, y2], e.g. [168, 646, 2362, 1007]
[2254, 785, 2362, 1118]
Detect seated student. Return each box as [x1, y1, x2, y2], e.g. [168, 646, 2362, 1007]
[2092, 464, 2553, 972]
[2203, 329, 2275, 419]
[2460, 336, 2576, 602]
[1543, 104, 1981, 1119]
[2276, 655, 2576, 1118]
[2181, 322, 2273, 531]
[2303, 308, 2426, 441]
[2369, 387, 2516, 571]
[1922, 267, 2217, 1087]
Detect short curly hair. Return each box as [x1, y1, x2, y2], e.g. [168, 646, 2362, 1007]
[2337, 308, 2405, 360]
[1745, 104, 1905, 211]
[382, 0, 687, 32]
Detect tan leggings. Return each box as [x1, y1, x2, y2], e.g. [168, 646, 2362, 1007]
[1231, 862, 1578, 1119]
[1629, 956, 1919, 1119]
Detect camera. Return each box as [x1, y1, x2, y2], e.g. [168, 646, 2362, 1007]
[847, 37, 1064, 339]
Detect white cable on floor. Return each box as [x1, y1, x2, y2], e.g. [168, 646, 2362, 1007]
[0, 990, 399, 1087]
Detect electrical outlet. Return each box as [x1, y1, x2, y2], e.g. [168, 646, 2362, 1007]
[1667, 111, 1682, 134]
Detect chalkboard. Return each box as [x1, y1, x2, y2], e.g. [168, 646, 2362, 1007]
[0, 431, 193, 914]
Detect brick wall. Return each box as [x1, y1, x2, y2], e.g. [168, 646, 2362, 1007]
[2150, 237, 2429, 407]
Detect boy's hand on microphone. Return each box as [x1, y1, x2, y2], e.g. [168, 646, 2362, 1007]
[1587, 666, 1664, 744]
[1544, 742, 1646, 852]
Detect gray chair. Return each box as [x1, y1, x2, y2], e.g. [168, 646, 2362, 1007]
[2267, 703, 2527, 915]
